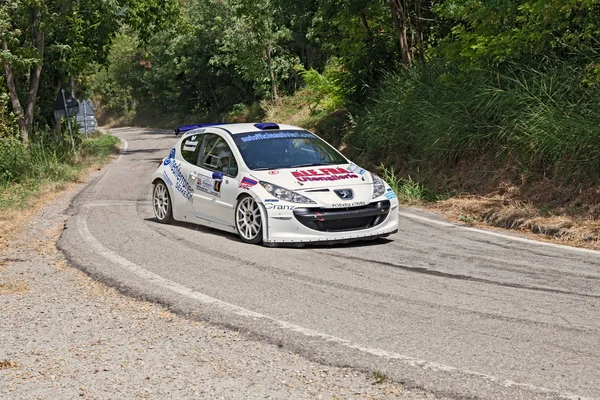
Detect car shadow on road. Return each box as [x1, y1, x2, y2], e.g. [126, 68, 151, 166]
[144, 217, 393, 249]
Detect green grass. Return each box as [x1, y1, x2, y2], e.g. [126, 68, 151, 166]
[380, 165, 439, 204]
[459, 215, 477, 225]
[371, 370, 388, 384]
[346, 59, 600, 187]
[80, 133, 120, 158]
[0, 131, 120, 210]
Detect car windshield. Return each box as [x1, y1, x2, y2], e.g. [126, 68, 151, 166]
[233, 130, 347, 170]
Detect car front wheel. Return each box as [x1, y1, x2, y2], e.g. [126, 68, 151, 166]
[153, 181, 174, 224]
[235, 195, 263, 244]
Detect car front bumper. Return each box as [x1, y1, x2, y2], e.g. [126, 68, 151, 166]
[262, 200, 399, 245]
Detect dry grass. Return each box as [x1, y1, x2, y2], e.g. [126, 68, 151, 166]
[0, 360, 19, 370]
[262, 88, 317, 127]
[0, 147, 116, 259]
[0, 182, 76, 257]
[0, 280, 30, 295]
[429, 195, 600, 250]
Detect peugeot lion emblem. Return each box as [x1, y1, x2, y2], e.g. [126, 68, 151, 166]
[334, 189, 354, 200]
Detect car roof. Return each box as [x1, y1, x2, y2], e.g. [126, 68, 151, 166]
[219, 123, 303, 134]
[179, 122, 304, 136]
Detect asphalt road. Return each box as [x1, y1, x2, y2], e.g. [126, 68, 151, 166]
[59, 127, 600, 400]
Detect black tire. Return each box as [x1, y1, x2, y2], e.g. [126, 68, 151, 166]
[235, 195, 263, 244]
[153, 181, 174, 224]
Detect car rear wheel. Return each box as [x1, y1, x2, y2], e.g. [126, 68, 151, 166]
[235, 195, 263, 244]
[153, 181, 173, 224]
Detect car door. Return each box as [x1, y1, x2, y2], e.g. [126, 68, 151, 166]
[169, 133, 201, 217]
[188, 133, 240, 227]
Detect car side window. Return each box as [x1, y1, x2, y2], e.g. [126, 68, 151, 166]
[180, 134, 202, 164]
[197, 134, 238, 177]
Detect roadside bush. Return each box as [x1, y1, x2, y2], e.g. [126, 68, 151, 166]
[296, 58, 354, 113]
[347, 59, 600, 183]
[0, 129, 79, 185]
[0, 127, 119, 187]
[0, 138, 30, 183]
[0, 129, 120, 210]
[0, 93, 19, 139]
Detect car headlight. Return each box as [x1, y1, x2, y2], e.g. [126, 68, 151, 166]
[260, 181, 316, 204]
[372, 174, 386, 198]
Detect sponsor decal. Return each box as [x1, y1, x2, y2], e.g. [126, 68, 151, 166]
[239, 177, 258, 190]
[162, 170, 173, 186]
[292, 167, 359, 182]
[183, 128, 206, 137]
[268, 170, 279, 175]
[240, 131, 314, 143]
[183, 136, 200, 152]
[163, 148, 176, 166]
[385, 192, 397, 200]
[347, 162, 366, 175]
[168, 161, 194, 203]
[265, 203, 295, 210]
[263, 199, 279, 203]
[331, 201, 367, 208]
[196, 172, 223, 197]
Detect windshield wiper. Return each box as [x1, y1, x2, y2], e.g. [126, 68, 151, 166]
[289, 162, 340, 168]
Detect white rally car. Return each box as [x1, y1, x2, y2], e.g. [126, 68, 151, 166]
[151, 122, 398, 246]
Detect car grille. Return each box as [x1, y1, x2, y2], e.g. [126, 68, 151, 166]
[293, 201, 391, 232]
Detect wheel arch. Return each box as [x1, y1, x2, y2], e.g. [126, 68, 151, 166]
[236, 191, 253, 201]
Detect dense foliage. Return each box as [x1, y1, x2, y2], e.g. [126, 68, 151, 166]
[0, 0, 178, 143]
[3, 0, 600, 189]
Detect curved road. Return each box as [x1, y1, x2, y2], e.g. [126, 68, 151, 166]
[59, 127, 600, 400]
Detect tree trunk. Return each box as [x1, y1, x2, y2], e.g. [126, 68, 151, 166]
[2, 40, 28, 143]
[24, 7, 44, 134]
[413, 0, 425, 65]
[390, 0, 412, 68]
[360, 12, 375, 48]
[54, 77, 62, 133]
[265, 42, 278, 102]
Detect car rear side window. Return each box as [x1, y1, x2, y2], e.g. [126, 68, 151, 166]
[181, 134, 201, 164]
[197, 134, 238, 177]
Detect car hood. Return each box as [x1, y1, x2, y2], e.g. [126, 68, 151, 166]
[249, 164, 372, 190]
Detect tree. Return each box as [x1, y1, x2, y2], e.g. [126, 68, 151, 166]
[433, 0, 600, 68]
[1, 0, 44, 144]
[308, 0, 399, 95]
[389, 0, 432, 68]
[211, 0, 299, 101]
[1, 0, 179, 144]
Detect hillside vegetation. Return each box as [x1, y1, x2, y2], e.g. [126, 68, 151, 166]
[2, 0, 600, 243]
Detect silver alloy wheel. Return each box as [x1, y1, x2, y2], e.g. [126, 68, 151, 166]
[236, 196, 262, 242]
[153, 182, 171, 222]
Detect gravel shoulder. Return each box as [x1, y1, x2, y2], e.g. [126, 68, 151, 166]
[0, 164, 436, 399]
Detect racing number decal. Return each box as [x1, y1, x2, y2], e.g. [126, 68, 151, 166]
[196, 172, 224, 197]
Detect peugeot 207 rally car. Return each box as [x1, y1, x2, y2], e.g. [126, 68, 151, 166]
[151, 122, 399, 246]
